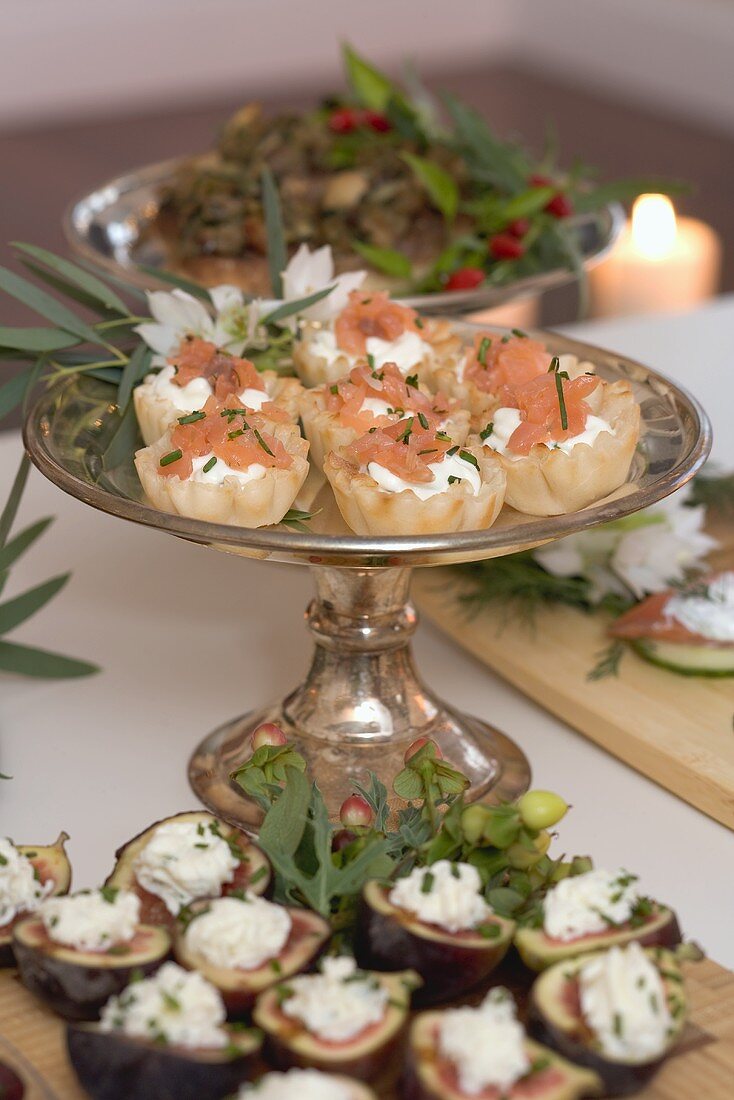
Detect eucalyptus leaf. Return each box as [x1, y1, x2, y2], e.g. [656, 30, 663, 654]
[260, 286, 332, 326]
[102, 402, 142, 471]
[12, 243, 130, 315]
[0, 455, 30, 547]
[86, 367, 125, 384]
[117, 343, 152, 409]
[351, 241, 412, 279]
[261, 168, 287, 299]
[0, 369, 34, 422]
[443, 93, 529, 192]
[342, 43, 396, 112]
[0, 639, 98, 679]
[75, 259, 150, 304]
[402, 153, 458, 220]
[0, 327, 80, 353]
[0, 574, 70, 636]
[0, 266, 101, 345]
[0, 517, 53, 574]
[19, 260, 123, 320]
[137, 265, 211, 302]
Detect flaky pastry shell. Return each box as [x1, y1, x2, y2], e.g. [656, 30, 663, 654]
[134, 422, 310, 528]
[298, 388, 471, 471]
[133, 371, 303, 446]
[323, 444, 506, 536]
[292, 319, 462, 389]
[480, 380, 640, 516]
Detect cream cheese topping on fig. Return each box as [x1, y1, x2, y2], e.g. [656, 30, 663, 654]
[183, 894, 291, 970]
[579, 942, 672, 1061]
[542, 868, 641, 941]
[438, 987, 530, 1094]
[133, 820, 239, 916]
[484, 406, 614, 458]
[0, 836, 53, 925]
[41, 889, 140, 952]
[238, 1068, 353, 1099]
[667, 572, 734, 642]
[367, 451, 481, 500]
[281, 956, 389, 1042]
[309, 328, 432, 374]
[99, 961, 228, 1048]
[388, 860, 492, 932]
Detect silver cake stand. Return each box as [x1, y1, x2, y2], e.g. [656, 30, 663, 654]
[24, 324, 710, 833]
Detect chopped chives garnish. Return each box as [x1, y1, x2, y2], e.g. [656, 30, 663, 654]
[228, 428, 244, 440]
[177, 410, 206, 425]
[396, 418, 414, 444]
[447, 475, 462, 485]
[418, 448, 438, 455]
[159, 449, 182, 467]
[446, 445, 459, 456]
[415, 317, 424, 329]
[553, 366, 568, 431]
[254, 429, 274, 456]
[421, 871, 434, 894]
[330, 384, 339, 395]
[501, 335, 510, 344]
[366, 353, 376, 370]
[405, 373, 419, 388]
[459, 449, 479, 469]
[480, 422, 494, 441]
[477, 337, 491, 366]
[417, 412, 429, 430]
[477, 922, 501, 939]
[511, 328, 528, 339]
[436, 430, 451, 441]
[202, 457, 217, 473]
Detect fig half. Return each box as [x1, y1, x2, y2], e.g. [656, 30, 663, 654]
[405, 1012, 602, 1100]
[0, 832, 72, 967]
[528, 948, 687, 1096]
[514, 904, 681, 972]
[173, 902, 330, 1015]
[253, 969, 419, 1080]
[104, 812, 271, 927]
[66, 1021, 261, 1100]
[354, 880, 515, 1004]
[13, 915, 171, 1020]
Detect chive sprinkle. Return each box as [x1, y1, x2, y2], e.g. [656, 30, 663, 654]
[405, 373, 419, 388]
[254, 429, 274, 456]
[446, 445, 459, 456]
[511, 328, 528, 339]
[202, 457, 217, 473]
[396, 418, 414, 444]
[159, 449, 182, 467]
[330, 384, 339, 395]
[415, 317, 424, 329]
[551, 358, 569, 431]
[421, 871, 435, 894]
[477, 337, 491, 366]
[177, 410, 206, 425]
[459, 449, 480, 469]
[366, 353, 376, 370]
[447, 475, 462, 485]
[417, 412, 429, 430]
[418, 448, 438, 455]
[480, 422, 494, 441]
[228, 428, 244, 440]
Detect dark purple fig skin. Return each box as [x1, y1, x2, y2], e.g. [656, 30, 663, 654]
[66, 1025, 259, 1100]
[0, 1061, 25, 1100]
[14, 921, 170, 1021]
[0, 834, 72, 968]
[354, 884, 513, 1005]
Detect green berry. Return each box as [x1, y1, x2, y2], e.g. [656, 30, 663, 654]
[506, 830, 551, 869]
[461, 804, 491, 844]
[518, 790, 568, 830]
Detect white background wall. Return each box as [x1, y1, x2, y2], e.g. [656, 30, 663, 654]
[3, 0, 734, 132]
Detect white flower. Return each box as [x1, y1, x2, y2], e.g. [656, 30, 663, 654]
[534, 485, 717, 601]
[278, 244, 366, 330]
[135, 289, 218, 358]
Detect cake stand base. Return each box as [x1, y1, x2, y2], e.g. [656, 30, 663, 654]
[189, 565, 530, 833]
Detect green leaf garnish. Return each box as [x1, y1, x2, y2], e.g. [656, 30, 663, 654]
[352, 241, 412, 279]
[159, 449, 183, 467]
[402, 153, 458, 221]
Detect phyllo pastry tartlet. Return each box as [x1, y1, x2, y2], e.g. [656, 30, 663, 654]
[135, 397, 309, 527]
[477, 363, 640, 515]
[433, 330, 595, 426]
[324, 419, 505, 536]
[134, 336, 302, 444]
[299, 361, 470, 470]
[293, 290, 461, 388]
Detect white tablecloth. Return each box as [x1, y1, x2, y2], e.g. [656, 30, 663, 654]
[1, 298, 732, 963]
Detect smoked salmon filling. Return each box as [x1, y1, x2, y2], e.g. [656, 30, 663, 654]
[134, 336, 302, 445]
[432, 331, 595, 426]
[299, 361, 470, 470]
[324, 419, 505, 536]
[293, 290, 461, 388]
[134, 397, 309, 527]
[477, 372, 640, 516]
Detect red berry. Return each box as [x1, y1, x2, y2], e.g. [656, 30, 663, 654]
[332, 829, 357, 852]
[404, 737, 443, 763]
[445, 267, 485, 291]
[251, 722, 287, 750]
[339, 794, 374, 828]
[363, 110, 391, 133]
[529, 173, 553, 187]
[329, 107, 359, 134]
[545, 193, 574, 218]
[508, 218, 530, 238]
[489, 233, 526, 260]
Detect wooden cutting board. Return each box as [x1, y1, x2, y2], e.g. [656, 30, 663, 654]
[0, 958, 732, 1099]
[413, 517, 734, 830]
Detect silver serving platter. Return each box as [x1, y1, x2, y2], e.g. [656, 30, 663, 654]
[63, 157, 625, 314]
[23, 323, 711, 828]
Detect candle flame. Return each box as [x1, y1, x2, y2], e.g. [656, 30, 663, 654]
[631, 194, 677, 259]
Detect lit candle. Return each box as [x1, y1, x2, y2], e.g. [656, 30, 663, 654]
[590, 194, 721, 318]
